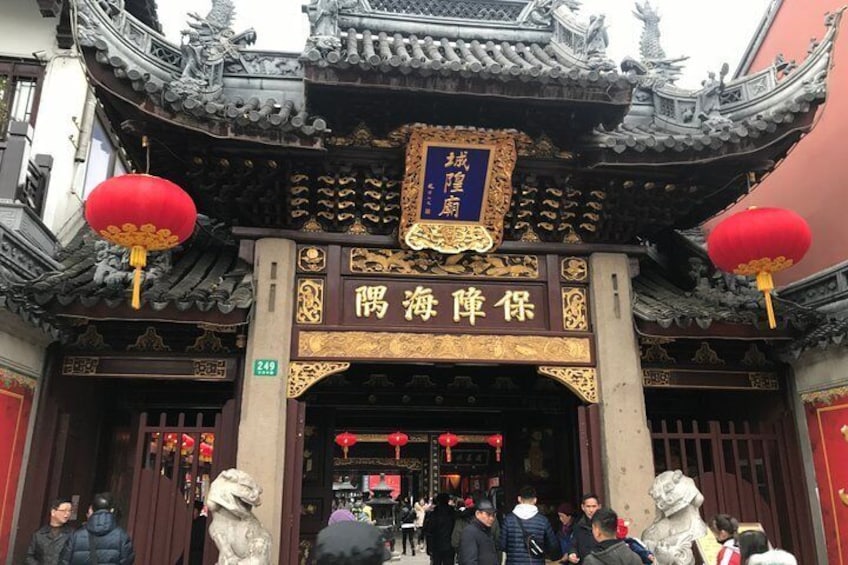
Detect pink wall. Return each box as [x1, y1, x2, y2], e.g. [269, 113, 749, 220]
[705, 1, 848, 286]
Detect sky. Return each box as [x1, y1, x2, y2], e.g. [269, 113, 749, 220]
[157, 0, 774, 90]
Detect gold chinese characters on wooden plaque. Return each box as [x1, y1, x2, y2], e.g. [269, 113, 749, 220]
[399, 126, 518, 254]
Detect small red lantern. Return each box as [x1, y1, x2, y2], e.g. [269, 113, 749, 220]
[335, 431, 357, 459]
[438, 432, 459, 463]
[181, 433, 195, 456]
[387, 431, 409, 460]
[708, 207, 811, 329]
[486, 434, 503, 462]
[85, 174, 197, 309]
[199, 442, 214, 463]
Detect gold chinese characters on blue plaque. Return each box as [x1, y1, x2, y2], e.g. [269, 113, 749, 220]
[400, 126, 518, 254]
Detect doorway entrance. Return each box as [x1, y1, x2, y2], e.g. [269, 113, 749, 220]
[292, 363, 588, 564]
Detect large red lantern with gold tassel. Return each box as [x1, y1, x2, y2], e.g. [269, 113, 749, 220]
[707, 207, 811, 329]
[387, 431, 409, 460]
[85, 173, 197, 310]
[486, 434, 503, 462]
[438, 432, 459, 463]
[335, 431, 357, 459]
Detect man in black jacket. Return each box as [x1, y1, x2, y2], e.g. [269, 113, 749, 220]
[423, 493, 456, 565]
[569, 493, 601, 562]
[582, 508, 641, 565]
[59, 492, 135, 565]
[25, 498, 73, 565]
[458, 499, 498, 565]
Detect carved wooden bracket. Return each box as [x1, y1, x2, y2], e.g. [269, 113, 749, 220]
[287, 361, 351, 398]
[537, 366, 598, 404]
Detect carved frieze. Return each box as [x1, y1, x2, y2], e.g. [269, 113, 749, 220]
[186, 330, 226, 353]
[297, 331, 592, 365]
[748, 372, 779, 391]
[349, 248, 539, 279]
[741, 343, 769, 367]
[62, 356, 100, 376]
[70, 325, 110, 351]
[691, 342, 724, 365]
[296, 279, 324, 325]
[562, 287, 589, 331]
[641, 342, 676, 364]
[334, 457, 423, 471]
[193, 359, 228, 379]
[287, 361, 351, 398]
[127, 327, 171, 352]
[537, 366, 598, 404]
[643, 369, 672, 387]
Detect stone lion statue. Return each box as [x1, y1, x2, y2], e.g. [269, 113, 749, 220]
[207, 469, 272, 565]
[641, 470, 708, 565]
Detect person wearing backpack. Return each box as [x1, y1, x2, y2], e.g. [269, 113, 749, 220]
[499, 486, 561, 565]
[400, 500, 417, 556]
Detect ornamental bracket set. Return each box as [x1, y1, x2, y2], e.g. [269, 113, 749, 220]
[537, 366, 598, 404]
[287, 361, 351, 398]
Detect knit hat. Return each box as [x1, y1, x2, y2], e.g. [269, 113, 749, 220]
[314, 521, 392, 565]
[557, 502, 575, 515]
[464, 497, 475, 509]
[616, 518, 629, 539]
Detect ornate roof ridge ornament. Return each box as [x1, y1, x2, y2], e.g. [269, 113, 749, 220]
[620, 1, 689, 87]
[518, 0, 581, 28]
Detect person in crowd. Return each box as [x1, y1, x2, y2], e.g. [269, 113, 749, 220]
[424, 493, 457, 565]
[738, 530, 770, 563]
[458, 499, 498, 565]
[414, 497, 428, 552]
[328, 501, 357, 525]
[59, 492, 134, 565]
[314, 520, 392, 565]
[25, 497, 74, 565]
[500, 485, 561, 565]
[746, 550, 797, 565]
[452, 498, 476, 552]
[568, 493, 601, 561]
[581, 508, 641, 565]
[711, 514, 741, 565]
[399, 499, 417, 556]
[615, 518, 655, 563]
[555, 502, 576, 563]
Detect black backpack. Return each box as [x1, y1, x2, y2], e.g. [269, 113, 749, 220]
[515, 516, 546, 558]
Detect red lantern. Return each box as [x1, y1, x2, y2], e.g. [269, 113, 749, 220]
[335, 431, 357, 459]
[387, 431, 409, 460]
[85, 174, 197, 309]
[708, 207, 811, 329]
[487, 434, 503, 462]
[181, 433, 195, 456]
[199, 442, 214, 463]
[438, 432, 459, 463]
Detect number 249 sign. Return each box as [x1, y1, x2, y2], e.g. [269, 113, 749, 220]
[253, 359, 278, 377]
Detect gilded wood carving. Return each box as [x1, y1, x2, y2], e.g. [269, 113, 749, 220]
[350, 248, 539, 279]
[287, 361, 351, 398]
[399, 126, 518, 254]
[62, 356, 100, 376]
[297, 246, 327, 272]
[296, 278, 324, 324]
[537, 366, 598, 403]
[297, 331, 592, 364]
[562, 287, 589, 331]
[561, 257, 588, 282]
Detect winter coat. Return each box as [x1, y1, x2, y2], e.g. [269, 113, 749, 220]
[623, 538, 654, 564]
[414, 503, 426, 528]
[59, 511, 135, 565]
[458, 518, 499, 565]
[571, 514, 599, 559]
[25, 525, 73, 565]
[558, 524, 575, 559]
[423, 504, 456, 554]
[582, 540, 643, 565]
[717, 539, 742, 565]
[499, 504, 561, 565]
[452, 509, 475, 549]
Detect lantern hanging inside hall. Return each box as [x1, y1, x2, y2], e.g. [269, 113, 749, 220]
[438, 432, 459, 463]
[199, 442, 214, 464]
[85, 173, 197, 310]
[387, 431, 409, 460]
[335, 431, 358, 459]
[707, 207, 811, 329]
[486, 434, 504, 462]
[181, 433, 195, 456]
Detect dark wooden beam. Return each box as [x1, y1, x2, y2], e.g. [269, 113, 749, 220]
[54, 303, 248, 326]
[635, 320, 793, 340]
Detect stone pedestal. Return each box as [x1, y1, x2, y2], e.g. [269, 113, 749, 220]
[237, 238, 296, 564]
[588, 253, 655, 535]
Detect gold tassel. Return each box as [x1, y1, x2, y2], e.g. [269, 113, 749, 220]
[756, 271, 777, 329]
[129, 245, 147, 310]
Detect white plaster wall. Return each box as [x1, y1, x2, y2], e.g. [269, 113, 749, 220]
[0, 311, 48, 377]
[792, 346, 848, 393]
[0, 0, 57, 58]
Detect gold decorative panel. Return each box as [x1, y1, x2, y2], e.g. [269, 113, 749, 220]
[399, 125, 518, 254]
[298, 247, 327, 273]
[127, 327, 171, 352]
[562, 287, 589, 331]
[748, 372, 779, 391]
[538, 366, 597, 403]
[643, 369, 672, 387]
[62, 357, 100, 376]
[298, 331, 592, 365]
[193, 360, 228, 379]
[349, 248, 539, 279]
[692, 342, 724, 365]
[296, 279, 324, 325]
[287, 361, 351, 398]
[561, 257, 588, 282]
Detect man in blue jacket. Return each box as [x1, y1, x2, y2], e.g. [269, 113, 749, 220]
[59, 492, 134, 565]
[500, 486, 561, 565]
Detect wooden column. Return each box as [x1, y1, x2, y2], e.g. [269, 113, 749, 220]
[588, 253, 655, 536]
[237, 238, 296, 564]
